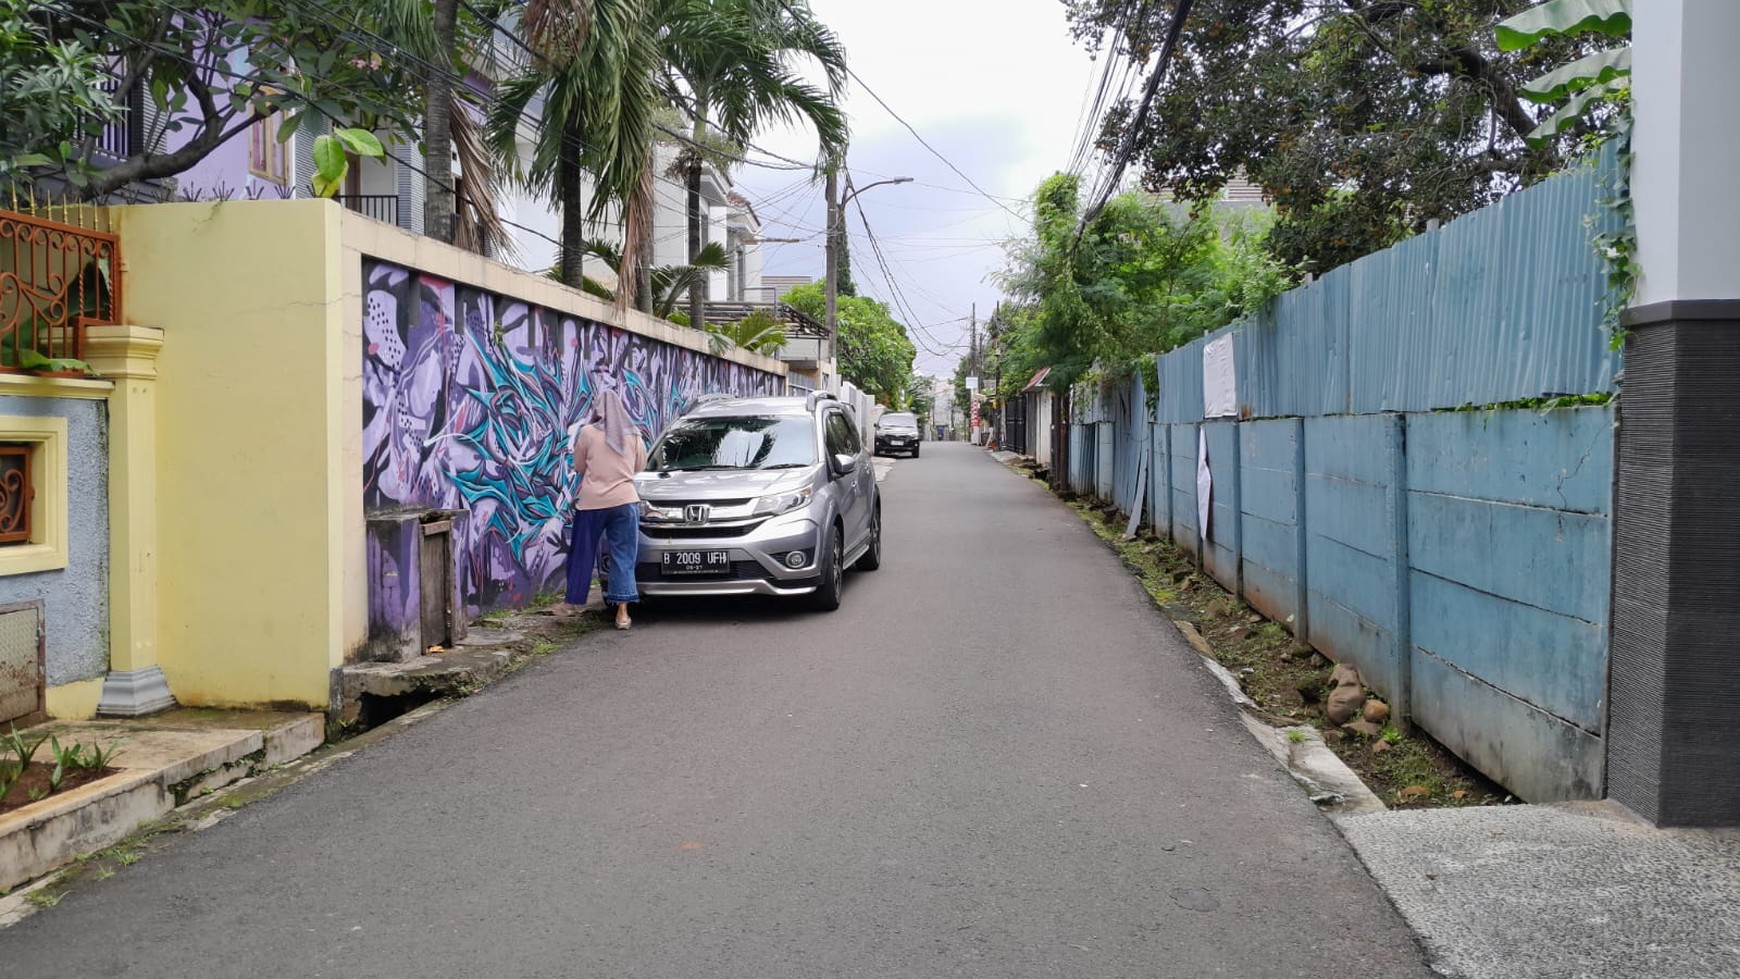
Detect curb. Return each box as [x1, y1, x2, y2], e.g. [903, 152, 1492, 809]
[1186, 622, 1387, 815]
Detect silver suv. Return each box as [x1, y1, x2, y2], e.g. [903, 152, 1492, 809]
[632, 393, 882, 610]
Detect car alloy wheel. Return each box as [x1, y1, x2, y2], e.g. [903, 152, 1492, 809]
[855, 504, 882, 571]
[811, 527, 844, 611]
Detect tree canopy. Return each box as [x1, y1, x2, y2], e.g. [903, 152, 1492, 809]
[993, 173, 1289, 394]
[3, 0, 433, 201]
[1066, 0, 1615, 274]
[783, 282, 917, 405]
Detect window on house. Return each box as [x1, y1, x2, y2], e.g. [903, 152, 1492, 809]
[0, 445, 33, 546]
[250, 115, 289, 184]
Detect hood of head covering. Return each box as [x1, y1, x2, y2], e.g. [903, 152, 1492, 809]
[591, 387, 635, 456]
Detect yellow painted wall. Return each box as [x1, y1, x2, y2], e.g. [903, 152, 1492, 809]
[338, 247, 367, 661]
[45, 677, 105, 720]
[105, 202, 789, 711]
[113, 201, 346, 708]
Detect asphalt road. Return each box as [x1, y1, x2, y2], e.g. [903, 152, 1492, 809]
[3, 442, 1431, 977]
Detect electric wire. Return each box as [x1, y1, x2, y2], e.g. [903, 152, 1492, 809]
[1080, 0, 1196, 232]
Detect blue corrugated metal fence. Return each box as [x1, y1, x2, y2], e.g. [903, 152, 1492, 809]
[1062, 152, 1620, 803]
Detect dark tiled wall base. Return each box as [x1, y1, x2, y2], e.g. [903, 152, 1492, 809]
[1611, 305, 1740, 826]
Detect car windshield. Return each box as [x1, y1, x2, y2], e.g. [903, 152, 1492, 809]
[649, 415, 818, 472]
[880, 413, 917, 429]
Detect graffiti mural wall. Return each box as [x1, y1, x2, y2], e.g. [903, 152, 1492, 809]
[361, 259, 783, 612]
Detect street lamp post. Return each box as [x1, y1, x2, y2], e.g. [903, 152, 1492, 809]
[825, 170, 911, 373]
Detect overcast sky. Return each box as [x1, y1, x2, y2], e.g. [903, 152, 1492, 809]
[734, 0, 1103, 378]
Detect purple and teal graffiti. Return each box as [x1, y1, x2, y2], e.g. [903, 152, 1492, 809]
[361, 259, 782, 612]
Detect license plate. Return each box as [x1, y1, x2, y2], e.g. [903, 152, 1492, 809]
[661, 550, 731, 575]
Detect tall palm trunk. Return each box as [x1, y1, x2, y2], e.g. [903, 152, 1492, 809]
[637, 215, 655, 314]
[424, 0, 458, 243]
[685, 109, 709, 328]
[686, 152, 705, 327]
[558, 121, 586, 287]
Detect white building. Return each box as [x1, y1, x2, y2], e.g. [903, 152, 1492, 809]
[501, 141, 767, 308]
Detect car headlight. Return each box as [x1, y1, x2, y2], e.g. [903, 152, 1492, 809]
[753, 486, 814, 516]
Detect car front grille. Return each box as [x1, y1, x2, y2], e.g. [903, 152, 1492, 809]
[644, 498, 754, 508]
[641, 523, 761, 540]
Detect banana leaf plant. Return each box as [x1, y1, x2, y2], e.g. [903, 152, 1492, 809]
[1498, 0, 1632, 146]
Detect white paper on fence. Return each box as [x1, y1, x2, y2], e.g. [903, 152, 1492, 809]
[1196, 428, 1212, 543]
[1202, 333, 1238, 418]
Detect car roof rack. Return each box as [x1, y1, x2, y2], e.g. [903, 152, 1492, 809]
[805, 391, 839, 411]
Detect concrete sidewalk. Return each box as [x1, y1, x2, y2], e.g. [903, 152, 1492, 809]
[1337, 802, 1740, 979]
[1, 709, 321, 891]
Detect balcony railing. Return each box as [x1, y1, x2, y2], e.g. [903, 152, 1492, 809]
[0, 208, 121, 371]
[334, 194, 400, 226]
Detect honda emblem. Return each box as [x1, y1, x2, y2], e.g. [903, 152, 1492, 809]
[685, 504, 711, 524]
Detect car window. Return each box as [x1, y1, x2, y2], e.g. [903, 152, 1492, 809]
[839, 412, 863, 453]
[649, 415, 817, 471]
[823, 411, 858, 457]
[880, 413, 917, 428]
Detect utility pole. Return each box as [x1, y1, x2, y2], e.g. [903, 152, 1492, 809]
[969, 303, 978, 379]
[992, 304, 1003, 450]
[824, 164, 840, 372]
[824, 167, 909, 385]
[968, 303, 979, 445]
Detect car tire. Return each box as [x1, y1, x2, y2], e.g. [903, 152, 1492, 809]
[912, 446, 920, 458]
[810, 526, 844, 611]
[855, 502, 882, 571]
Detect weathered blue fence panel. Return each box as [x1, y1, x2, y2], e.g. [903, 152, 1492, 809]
[1240, 418, 1303, 628]
[1097, 421, 1115, 501]
[1114, 380, 1144, 513]
[1064, 422, 1078, 497]
[1238, 272, 1350, 419]
[1151, 421, 1169, 535]
[1404, 407, 1612, 801]
[1203, 421, 1240, 592]
[1304, 415, 1405, 698]
[1153, 150, 1619, 424]
[1157, 335, 1209, 423]
[1356, 160, 1621, 413]
[1168, 423, 1200, 555]
[1409, 651, 1603, 802]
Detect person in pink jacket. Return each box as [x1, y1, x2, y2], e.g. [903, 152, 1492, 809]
[565, 387, 648, 630]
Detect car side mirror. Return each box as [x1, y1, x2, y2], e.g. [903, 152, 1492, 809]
[831, 453, 858, 477]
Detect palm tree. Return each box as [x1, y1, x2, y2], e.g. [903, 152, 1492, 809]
[705, 308, 788, 355]
[491, 0, 662, 299]
[557, 239, 733, 320]
[656, 0, 849, 329]
[424, 0, 459, 244]
[375, 0, 512, 255]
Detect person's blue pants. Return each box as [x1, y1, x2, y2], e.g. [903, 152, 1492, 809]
[566, 503, 641, 605]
